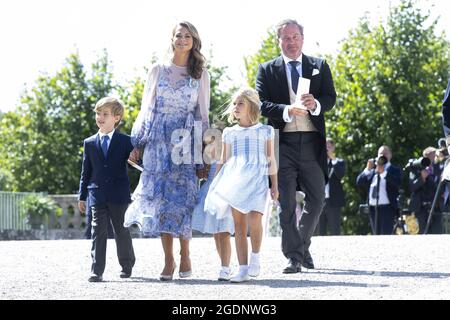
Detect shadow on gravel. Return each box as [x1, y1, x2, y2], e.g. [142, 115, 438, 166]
[121, 277, 380, 288]
[310, 269, 450, 279]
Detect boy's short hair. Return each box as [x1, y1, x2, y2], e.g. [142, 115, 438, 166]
[94, 97, 125, 127]
[224, 87, 261, 125]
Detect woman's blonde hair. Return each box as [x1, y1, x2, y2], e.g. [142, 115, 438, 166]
[172, 21, 206, 79]
[224, 87, 261, 125]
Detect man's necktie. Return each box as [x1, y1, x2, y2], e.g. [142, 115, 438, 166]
[288, 61, 300, 94]
[371, 173, 381, 199]
[328, 159, 333, 175]
[101, 135, 109, 158]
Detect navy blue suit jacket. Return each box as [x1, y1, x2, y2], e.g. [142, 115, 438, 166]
[356, 164, 402, 211]
[78, 130, 134, 206]
[442, 78, 450, 136]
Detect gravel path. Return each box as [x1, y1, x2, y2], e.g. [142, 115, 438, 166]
[1, 235, 449, 300]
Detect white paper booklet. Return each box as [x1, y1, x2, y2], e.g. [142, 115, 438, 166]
[295, 78, 311, 109]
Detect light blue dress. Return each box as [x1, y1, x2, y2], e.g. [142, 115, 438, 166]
[191, 162, 235, 235]
[124, 63, 209, 239]
[204, 123, 274, 219]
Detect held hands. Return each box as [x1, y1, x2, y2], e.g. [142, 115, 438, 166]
[129, 148, 142, 163]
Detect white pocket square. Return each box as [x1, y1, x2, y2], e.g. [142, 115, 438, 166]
[312, 68, 320, 76]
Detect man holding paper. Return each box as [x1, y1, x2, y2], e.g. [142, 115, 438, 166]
[256, 19, 336, 273]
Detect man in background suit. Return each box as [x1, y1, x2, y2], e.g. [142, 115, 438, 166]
[357, 146, 402, 235]
[409, 147, 443, 234]
[318, 138, 345, 236]
[256, 19, 336, 273]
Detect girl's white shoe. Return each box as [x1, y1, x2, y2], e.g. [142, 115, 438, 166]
[230, 272, 250, 283]
[248, 252, 260, 277]
[248, 261, 260, 277]
[218, 269, 231, 281]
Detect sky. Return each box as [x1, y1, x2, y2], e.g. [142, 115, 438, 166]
[0, 0, 449, 112]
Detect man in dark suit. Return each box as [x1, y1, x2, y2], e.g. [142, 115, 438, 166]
[409, 147, 443, 234]
[441, 79, 450, 136]
[356, 146, 402, 235]
[318, 138, 345, 236]
[78, 97, 135, 282]
[256, 19, 336, 273]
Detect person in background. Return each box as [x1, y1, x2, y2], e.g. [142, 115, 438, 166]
[318, 138, 345, 236]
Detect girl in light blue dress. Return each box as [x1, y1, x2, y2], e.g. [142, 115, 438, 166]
[191, 135, 234, 281]
[204, 88, 279, 283]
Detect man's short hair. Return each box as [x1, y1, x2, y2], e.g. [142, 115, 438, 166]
[275, 19, 304, 38]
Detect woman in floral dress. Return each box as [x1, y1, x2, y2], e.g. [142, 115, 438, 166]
[125, 21, 210, 281]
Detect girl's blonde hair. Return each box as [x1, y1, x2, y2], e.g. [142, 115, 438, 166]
[224, 87, 261, 125]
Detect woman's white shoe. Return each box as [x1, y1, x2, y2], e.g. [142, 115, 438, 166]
[179, 270, 192, 278]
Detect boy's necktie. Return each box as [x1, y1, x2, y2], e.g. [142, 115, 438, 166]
[101, 135, 109, 158]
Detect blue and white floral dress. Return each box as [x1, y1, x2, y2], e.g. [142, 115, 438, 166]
[124, 62, 210, 239]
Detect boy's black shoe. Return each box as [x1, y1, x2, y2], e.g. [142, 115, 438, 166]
[88, 274, 103, 282]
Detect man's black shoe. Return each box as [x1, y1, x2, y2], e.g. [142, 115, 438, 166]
[302, 251, 315, 269]
[283, 259, 301, 274]
[120, 270, 132, 278]
[88, 274, 103, 282]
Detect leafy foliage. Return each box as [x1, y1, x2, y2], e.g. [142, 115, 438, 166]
[244, 28, 281, 88]
[327, 0, 450, 234]
[0, 51, 116, 193]
[20, 194, 62, 229]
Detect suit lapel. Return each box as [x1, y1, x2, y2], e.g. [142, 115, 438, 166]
[107, 131, 120, 159]
[95, 134, 106, 162]
[274, 56, 290, 104]
[302, 54, 314, 80]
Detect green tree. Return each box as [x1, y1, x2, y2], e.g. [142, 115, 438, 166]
[244, 28, 280, 88]
[328, 0, 450, 234]
[0, 51, 116, 193]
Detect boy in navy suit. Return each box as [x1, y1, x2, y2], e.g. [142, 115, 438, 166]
[78, 97, 135, 282]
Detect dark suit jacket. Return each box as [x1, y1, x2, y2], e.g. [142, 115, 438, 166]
[442, 78, 450, 136]
[356, 165, 402, 211]
[328, 158, 346, 207]
[78, 130, 134, 206]
[256, 54, 337, 181]
[409, 163, 442, 213]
